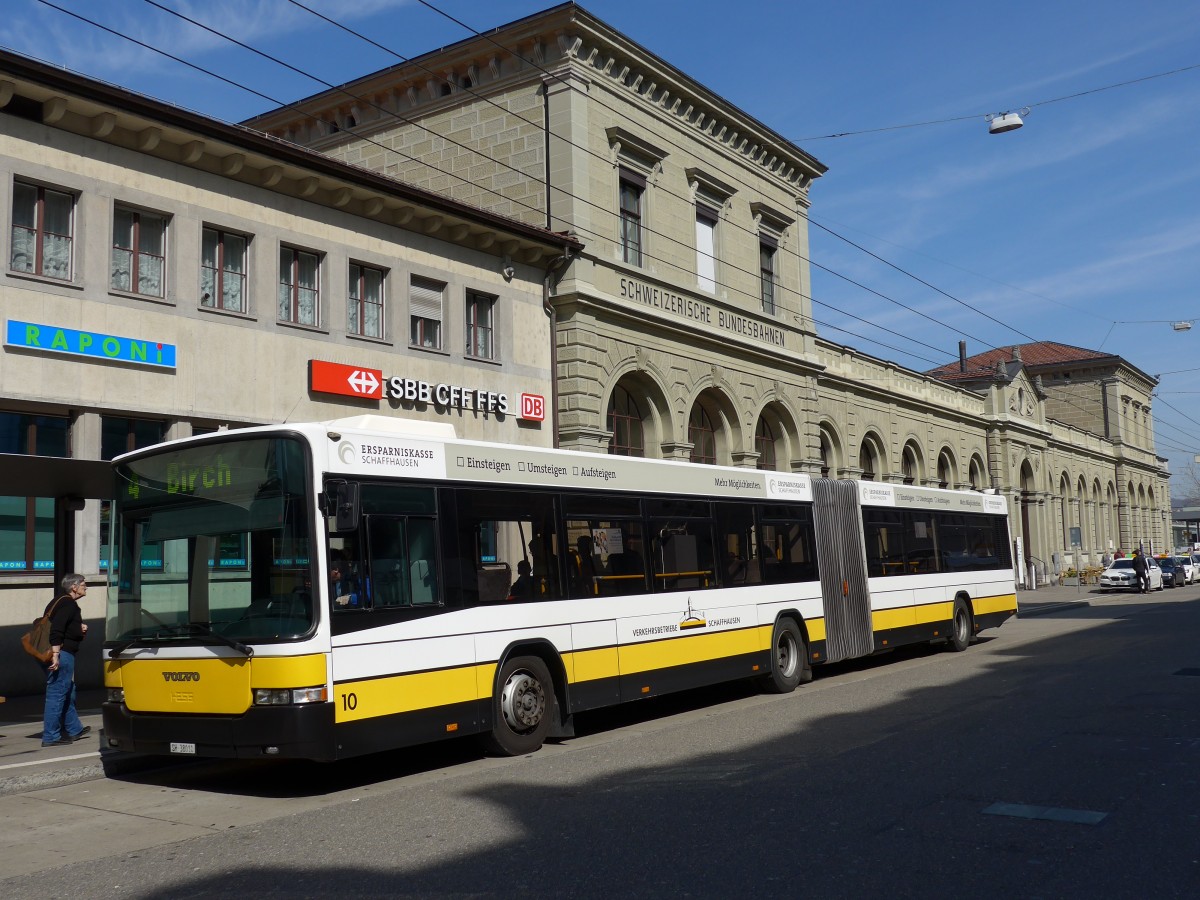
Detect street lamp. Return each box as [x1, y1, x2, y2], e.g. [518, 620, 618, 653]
[987, 108, 1030, 134]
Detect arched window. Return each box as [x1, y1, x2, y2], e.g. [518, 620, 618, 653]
[937, 452, 952, 489]
[901, 446, 918, 485]
[859, 441, 876, 481]
[755, 417, 777, 471]
[969, 456, 985, 491]
[689, 405, 716, 465]
[607, 385, 644, 457]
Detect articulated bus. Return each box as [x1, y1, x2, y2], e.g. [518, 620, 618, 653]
[102, 416, 1017, 761]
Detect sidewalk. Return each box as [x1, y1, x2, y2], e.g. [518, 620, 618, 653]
[0, 687, 115, 795]
[1015, 580, 1102, 616]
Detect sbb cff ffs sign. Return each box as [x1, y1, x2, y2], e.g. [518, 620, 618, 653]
[309, 360, 546, 423]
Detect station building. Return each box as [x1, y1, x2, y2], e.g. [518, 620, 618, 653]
[0, 4, 1171, 693]
[247, 4, 1170, 576]
[0, 50, 579, 694]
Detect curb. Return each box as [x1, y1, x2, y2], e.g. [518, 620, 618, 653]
[0, 732, 187, 797]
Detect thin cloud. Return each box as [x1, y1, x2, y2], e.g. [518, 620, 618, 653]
[3, 0, 412, 80]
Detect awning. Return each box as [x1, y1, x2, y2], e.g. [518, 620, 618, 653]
[0, 453, 114, 499]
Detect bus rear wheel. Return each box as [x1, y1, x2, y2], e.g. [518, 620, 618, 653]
[484, 655, 553, 756]
[761, 618, 810, 693]
[947, 598, 973, 652]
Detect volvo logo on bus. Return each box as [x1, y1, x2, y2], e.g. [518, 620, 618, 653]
[162, 671, 201, 682]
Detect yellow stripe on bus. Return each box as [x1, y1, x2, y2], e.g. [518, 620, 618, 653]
[973, 593, 1018, 615]
[617, 625, 768, 675]
[873, 593, 1018, 633]
[335, 664, 493, 723]
[565, 646, 620, 683]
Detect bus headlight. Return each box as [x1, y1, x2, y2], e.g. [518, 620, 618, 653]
[253, 686, 328, 706]
[107, 688, 125, 703]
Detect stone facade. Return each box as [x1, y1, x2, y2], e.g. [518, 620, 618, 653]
[248, 3, 1171, 581]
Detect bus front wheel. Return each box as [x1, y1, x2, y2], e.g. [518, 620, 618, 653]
[761, 618, 810, 693]
[485, 655, 553, 756]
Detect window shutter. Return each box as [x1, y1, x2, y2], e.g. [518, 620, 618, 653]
[410, 277, 443, 320]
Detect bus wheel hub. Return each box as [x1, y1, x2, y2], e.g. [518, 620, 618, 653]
[501, 672, 545, 731]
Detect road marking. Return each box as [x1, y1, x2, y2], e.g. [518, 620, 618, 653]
[982, 802, 1107, 825]
[0, 751, 99, 771]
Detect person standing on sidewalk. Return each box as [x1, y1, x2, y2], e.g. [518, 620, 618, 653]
[41, 574, 91, 747]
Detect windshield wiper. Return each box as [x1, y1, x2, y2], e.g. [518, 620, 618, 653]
[178, 622, 254, 657]
[108, 622, 253, 658]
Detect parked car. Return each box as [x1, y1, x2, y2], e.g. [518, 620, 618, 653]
[1176, 557, 1195, 584]
[1099, 557, 1163, 592]
[1158, 556, 1180, 588]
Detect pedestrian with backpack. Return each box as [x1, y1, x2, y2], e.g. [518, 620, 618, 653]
[41, 574, 90, 747]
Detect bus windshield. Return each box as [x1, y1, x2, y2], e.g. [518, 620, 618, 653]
[106, 435, 316, 644]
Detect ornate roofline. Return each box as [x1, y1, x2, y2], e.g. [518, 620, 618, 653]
[243, 3, 826, 196]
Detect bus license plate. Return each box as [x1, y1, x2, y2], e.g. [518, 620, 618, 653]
[169, 742, 196, 755]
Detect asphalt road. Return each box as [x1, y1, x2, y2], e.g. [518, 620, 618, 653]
[1, 589, 1197, 898]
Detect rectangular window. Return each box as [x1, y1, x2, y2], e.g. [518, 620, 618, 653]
[362, 516, 439, 608]
[648, 501, 717, 592]
[11, 181, 73, 280]
[279, 246, 320, 326]
[409, 276, 444, 349]
[760, 238, 777, 315]
[99, 416, 166, 572]
[695, 208, 717, 293]
[465, 290, 495, 359]
[112, 207, 167, 297]
[200, 227, 247, 313]
[348, 262, 385, 338]
[0, 412, 69, 573]
[619, 169, 644, 266]
[445, 489, 561, 604]
[566, 517, 646, 598]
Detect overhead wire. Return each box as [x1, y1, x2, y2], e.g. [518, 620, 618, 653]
[396, 0, 1031, 352]
[134, 0, 991, 366]
[32, 2, 1187, 457]
[794, 60, 1200, 141]
[29, 0, 961, 371]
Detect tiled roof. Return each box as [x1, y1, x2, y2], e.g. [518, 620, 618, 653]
[926, 342, 1116, 380]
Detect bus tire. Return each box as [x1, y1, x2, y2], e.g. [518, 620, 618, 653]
[947, 598, 973, 652]
[484, 655, 554, 756]
[761, 618, 809, 693]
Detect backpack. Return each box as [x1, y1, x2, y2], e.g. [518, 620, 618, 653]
[20, 595, 67, 665]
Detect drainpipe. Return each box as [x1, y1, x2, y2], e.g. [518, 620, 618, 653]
[543, 248, 579, 448]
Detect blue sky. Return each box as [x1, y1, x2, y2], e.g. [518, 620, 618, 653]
[5, 1, 1200, 484]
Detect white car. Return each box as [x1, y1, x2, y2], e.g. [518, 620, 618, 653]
[1177, 557, 1195, 585]
[1098, 557, 1163, 592]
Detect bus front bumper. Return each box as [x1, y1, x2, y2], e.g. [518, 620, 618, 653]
[102, 701, 336, 761]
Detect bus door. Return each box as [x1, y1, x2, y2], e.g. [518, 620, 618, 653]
[812, 479, 873, 662]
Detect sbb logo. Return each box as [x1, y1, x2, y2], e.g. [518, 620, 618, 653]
[520, 393, 545, 422]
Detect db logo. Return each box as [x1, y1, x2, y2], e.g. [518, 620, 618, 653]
[519, 393, 545, 421]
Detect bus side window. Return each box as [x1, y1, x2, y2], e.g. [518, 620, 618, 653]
[714, 502, 757, 587]
[365, 516, 441, 608]
[449, 488, 560, 604]
[408, 518, 438, 605]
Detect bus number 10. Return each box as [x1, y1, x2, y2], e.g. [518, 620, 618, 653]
[341, 692, 358, 712]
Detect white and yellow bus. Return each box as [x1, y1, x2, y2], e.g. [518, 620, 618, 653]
[102, 415, 1016, 760]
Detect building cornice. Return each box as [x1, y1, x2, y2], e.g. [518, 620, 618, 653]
[242, 3, 826, 198]
[0, 49, 580, 264]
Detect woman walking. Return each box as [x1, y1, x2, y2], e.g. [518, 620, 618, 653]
[41, 574, 90, 747]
